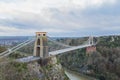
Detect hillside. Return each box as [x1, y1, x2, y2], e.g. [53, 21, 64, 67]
[58, 36, 120, 80]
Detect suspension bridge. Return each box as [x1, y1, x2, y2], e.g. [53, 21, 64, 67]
[0, 32, 96, 63]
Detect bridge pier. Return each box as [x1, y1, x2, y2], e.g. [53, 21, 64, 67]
[33, 32, 49, 58]
[86, 46, 96, 55]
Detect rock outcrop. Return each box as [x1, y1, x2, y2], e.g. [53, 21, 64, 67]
[0, 56, 69, 80]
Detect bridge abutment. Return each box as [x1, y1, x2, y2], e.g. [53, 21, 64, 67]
[86, 46, 96, 56]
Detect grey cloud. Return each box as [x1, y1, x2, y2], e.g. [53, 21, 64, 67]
[0, 0, 120, 36]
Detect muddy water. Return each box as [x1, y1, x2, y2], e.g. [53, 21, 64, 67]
[65, 69, 97, 80]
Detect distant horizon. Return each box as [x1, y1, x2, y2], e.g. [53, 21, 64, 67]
[0, 34, 120, 38]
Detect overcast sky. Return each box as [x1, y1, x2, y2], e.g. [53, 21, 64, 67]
[0, 0, 120, 37]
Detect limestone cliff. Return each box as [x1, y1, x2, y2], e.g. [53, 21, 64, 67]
[0, 56, 69, 80]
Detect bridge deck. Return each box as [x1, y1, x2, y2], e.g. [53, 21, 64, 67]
[16, 56, 40, 63]
[17, 44, 93, 62]
[49, 44, 92, 55]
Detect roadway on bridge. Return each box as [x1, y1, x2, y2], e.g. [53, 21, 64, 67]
[16, 56, 40, 63]
[49, 44, 92, 55]
[16, 44, 93, 62]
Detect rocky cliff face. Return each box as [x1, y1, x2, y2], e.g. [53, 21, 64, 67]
[0, 56, 69, 80]
[28, 56, 69, 80]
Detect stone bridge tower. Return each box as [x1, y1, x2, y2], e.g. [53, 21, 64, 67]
[33, 32, 48, 58]
[89, 36, 94, 45]
[86, 36, 96, 56]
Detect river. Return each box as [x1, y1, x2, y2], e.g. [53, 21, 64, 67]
[65, 69, 97, 80]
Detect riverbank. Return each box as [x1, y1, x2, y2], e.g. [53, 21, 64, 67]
[65, 69, 97, 80]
